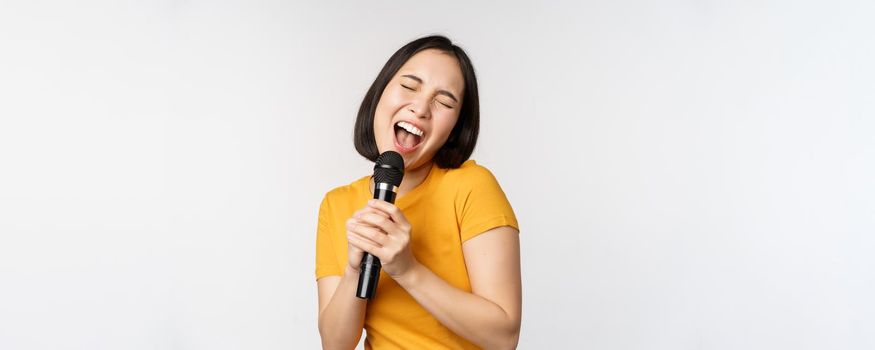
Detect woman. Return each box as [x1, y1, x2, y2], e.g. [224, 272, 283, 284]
[315, 35, 521, 350]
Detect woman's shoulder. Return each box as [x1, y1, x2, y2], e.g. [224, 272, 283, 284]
[439, 159, 503, 189]
[444, 159, 497, 178]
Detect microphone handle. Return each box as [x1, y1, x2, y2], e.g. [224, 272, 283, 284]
[356, 185, 397, 299]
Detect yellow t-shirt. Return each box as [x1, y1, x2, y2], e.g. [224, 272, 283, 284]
[315, 159, 519, 349]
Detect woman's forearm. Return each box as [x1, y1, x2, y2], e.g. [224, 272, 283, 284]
[318, 267, 368, 350]
[395, 263, 520, 349]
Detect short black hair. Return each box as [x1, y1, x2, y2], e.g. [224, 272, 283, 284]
[353, 35, 479, 169]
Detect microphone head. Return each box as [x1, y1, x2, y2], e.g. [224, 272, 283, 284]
[373, 151, 404, 186]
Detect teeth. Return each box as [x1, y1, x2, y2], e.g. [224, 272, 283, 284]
[396, 121, 423, 137]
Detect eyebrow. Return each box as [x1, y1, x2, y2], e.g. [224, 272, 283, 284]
[401, 74, 459, 103]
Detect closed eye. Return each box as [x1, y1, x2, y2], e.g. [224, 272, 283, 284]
[402, 83, 453, 108]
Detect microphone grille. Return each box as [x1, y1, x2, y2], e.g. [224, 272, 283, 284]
[373, 151, 404, 186]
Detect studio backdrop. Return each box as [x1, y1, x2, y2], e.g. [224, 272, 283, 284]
[0, 1, 872, 349]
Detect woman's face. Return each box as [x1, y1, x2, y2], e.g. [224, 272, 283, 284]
[373, 48, 465, 171]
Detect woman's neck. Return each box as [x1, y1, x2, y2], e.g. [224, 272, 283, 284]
[370, 160, 433, 198]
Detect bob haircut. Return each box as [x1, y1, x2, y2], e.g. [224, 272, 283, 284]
[353, 35, 480, 169]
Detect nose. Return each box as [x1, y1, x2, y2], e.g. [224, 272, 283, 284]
[407, 96, 432, 120]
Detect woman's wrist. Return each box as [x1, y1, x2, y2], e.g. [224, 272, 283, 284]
[393, 260, 424, 289]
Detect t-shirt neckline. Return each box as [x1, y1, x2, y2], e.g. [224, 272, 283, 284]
[363, 161, 436, 208]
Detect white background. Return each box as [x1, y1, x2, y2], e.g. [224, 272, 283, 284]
[1, 1, 873, 349]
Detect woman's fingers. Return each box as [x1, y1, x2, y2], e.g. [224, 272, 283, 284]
[355, 212, 398, 236]
[355, 206, 389, 221]
[346, 217, 388, 246]
[346, 201, 417, 278]
[367, 200, 410, 228]
[347, 231, 384, 259]
[346, 206, 394, 272]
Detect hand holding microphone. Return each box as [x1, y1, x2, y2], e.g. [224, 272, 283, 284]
[346, 151, 419, 299]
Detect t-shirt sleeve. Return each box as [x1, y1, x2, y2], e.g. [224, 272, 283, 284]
[458, 166, 520, 242]
[315, 195, 343, 279]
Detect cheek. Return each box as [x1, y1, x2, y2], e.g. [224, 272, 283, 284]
[373, 94, 399, 127]
[433, 113, 460, 141]
[376, 89, 405, 113]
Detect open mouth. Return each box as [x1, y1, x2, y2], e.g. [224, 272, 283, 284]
[394, 121, 424, 151]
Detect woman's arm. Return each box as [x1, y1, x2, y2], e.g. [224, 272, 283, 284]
[348, 200, 522, 349]
[316, 267, 367, 350]
[396, 226, 522, 350]
[347, 200, 522, 349]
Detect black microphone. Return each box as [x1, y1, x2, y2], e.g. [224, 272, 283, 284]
[356, 151, 404, 299]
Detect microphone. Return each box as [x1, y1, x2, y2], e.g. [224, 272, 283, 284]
[356, 151, 404, 299]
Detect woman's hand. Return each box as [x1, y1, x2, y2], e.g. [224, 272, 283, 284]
[345, 199, 419, 279]
[344, 211, 367, 275]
